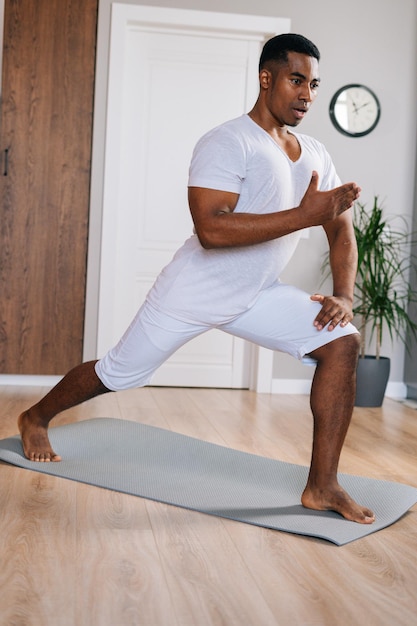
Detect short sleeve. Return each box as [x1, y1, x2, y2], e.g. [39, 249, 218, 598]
[319, 144, 341, 191]
[188, 126, 246, 194]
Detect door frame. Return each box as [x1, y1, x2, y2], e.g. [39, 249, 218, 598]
[85, 2, 290, 391]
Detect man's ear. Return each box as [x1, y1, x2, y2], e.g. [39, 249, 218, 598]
[259, 69, 271, 89]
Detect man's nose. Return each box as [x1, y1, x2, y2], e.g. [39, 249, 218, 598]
[300, 85, 313, 102]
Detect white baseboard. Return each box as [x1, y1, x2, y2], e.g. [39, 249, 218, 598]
[385, 381, 407, 400]
[0, 375, 408, 400]
[0, 375, 62, 387]
[270, 378, 408, 400]
[271, 378, 312, 394]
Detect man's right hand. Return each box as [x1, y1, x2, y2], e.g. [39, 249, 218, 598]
[299, 171, 361, 227]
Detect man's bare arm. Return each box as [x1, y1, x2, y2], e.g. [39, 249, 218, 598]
[311, 210, 358, 331]
[189, 171, 360, 249]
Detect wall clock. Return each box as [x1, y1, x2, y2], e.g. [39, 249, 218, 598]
[329, 84, 381, 137]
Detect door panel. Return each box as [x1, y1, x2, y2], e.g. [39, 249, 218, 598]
[0, 0, 98, 374]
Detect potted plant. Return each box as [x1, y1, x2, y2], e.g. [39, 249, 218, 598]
[352, 197, 417, 405]
[322, 196, 417, 406]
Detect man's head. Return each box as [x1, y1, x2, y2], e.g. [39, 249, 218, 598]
[253, 34, 321, 128]
[259, 34, 320, 72]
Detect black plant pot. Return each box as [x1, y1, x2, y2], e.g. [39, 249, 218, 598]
[355, 355, 391, 407]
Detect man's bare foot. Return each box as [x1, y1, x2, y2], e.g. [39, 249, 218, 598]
[18, 412, 62, 462]
[301, 483, 375, 524]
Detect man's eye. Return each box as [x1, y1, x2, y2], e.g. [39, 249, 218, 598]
[311, 82, 320, 90]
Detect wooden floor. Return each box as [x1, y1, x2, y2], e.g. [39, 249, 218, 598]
[0, 385, 416, 626]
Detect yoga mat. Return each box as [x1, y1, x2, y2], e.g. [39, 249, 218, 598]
[0, 418, 416, 546]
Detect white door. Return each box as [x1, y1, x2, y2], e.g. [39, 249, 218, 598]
[97, 4, 290, 387]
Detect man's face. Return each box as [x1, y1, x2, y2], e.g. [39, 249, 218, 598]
[261, 51, 320, 127]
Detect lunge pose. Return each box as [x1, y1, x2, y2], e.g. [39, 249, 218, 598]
[18, 34, 375, 524]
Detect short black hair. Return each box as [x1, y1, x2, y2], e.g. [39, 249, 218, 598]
[259, 33, 320, 71]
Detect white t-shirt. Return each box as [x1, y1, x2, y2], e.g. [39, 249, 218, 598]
[146, 114, 340, 324]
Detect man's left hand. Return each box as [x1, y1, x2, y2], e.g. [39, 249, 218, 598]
[310, 294, 353, 331]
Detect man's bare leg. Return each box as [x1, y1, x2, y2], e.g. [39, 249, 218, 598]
[301, 334, 375, 524]
[18, 360, 110, 462]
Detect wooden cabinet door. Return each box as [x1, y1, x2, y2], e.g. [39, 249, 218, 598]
[0, 0, 98, 374]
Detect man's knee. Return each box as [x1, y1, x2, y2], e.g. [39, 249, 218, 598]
[309, 332, 360, 363]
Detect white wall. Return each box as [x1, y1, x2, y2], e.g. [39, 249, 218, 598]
[86, 0, 417, 395]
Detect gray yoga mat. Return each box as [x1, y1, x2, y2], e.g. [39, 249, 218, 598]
[0, 418, 416, 546]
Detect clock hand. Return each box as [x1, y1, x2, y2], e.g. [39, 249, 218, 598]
[355, 101, 370, 112]
[349, 98, 358, 113]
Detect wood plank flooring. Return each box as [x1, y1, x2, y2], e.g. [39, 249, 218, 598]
[0, 386, 416, 625]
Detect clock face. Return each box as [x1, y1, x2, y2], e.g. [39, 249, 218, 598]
[329, 84, 381, 137]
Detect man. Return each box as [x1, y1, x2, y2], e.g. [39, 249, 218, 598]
[18, 34, 375, 524]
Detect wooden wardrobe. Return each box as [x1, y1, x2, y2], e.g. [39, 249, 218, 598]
[0, 0, 98, 374]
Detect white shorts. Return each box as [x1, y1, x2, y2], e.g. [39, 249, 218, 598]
[96, 282, 359, 391]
